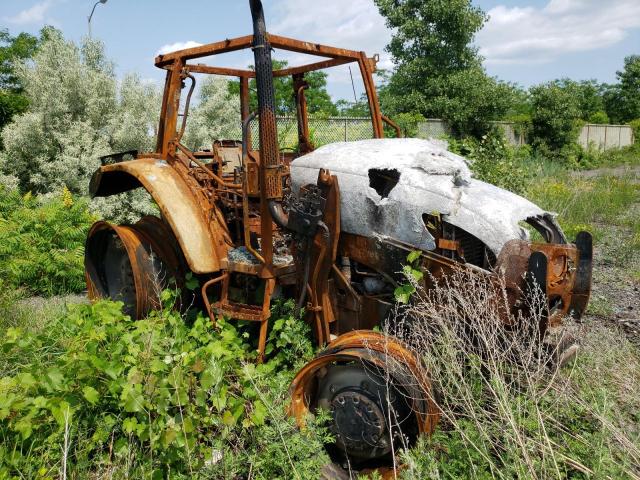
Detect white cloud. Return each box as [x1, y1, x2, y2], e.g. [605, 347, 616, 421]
[270, 0, 392, 94]
[156, 41, 204, 56]
[478, 0, 640, 65]
[261, 0, 640, 97]
[4, 0, 53, 25]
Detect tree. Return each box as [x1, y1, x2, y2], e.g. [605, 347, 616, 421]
[109, 74, 162, 153]
[0, 28, 116, 195]
[548, 79, 607, 122]
[183, 76, 240, 150]
[335, 91, 370, 117]
[529, 82, 581, 155]
[374, 0, 512, 136]
[228, 59, 338, 116]
[0, 29, 241, 221]
[0, 29, 39, 131]
[604, 55, 640, 123]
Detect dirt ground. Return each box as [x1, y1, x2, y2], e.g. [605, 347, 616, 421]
[574, 164, 640, 346]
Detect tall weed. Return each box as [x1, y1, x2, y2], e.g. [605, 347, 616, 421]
[387, 267, 640, 479]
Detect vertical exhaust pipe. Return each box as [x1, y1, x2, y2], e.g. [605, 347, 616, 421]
[248, 0, 289, 227]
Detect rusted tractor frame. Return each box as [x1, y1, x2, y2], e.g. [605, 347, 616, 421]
[84, 0, 592, 471]
[87, 4, 390, 357]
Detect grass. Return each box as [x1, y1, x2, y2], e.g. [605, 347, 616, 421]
[524, 144, 640, 254]
[390, 269, 640, 479]
[526, 173, 639, 242]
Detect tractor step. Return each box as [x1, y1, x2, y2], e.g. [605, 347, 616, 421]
[202, 272, 276, 363]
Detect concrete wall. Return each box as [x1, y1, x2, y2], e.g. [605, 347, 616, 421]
[416, 119, 635, 150]
[239, 117, 635, 151]
[579, 124, 635, 150]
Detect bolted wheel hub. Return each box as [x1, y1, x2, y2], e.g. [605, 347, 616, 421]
[289, 331, 441, 468]
[331, 391, 387, 457]
[316, 363, 416, 462]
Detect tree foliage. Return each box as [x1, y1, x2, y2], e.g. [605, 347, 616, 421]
[376, 0, 485, 73]
[183, 76, 240, 150]
[0, 29, 39, 132]
[374, 0, 513, 137]
[0, 28, 115, 196]
[546, 79, 608, 122]
[529, 82, 581, 155]
[0, 29, 239, 222]
[604, 55, 640, 124]
[228, 59, 338, 116]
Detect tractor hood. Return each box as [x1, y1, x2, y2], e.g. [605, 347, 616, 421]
[290, 138, 552, 255]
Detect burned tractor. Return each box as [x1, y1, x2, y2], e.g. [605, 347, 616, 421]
[84, 0, 592, 467]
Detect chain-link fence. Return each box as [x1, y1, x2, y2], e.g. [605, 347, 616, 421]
[219, 116, 376, 150]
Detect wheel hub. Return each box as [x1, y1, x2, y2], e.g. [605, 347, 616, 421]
[332, 391, 387, 456]
[316, 363, 411, 461]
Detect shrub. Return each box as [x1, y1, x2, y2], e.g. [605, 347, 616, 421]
[391, 112, 426, 138]
[588, 111, 610, 124]
[0, 295, 326, 478]
[508, 113, 532, 140]
[447, 128, 532, 194]
[0, 29, 239, 223]
[529, 82, 581, 156]
[0, 186, 94, 296]
[630, 118, 640, 143]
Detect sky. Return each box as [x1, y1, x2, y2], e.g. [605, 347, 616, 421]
[1, 0, 639, 101]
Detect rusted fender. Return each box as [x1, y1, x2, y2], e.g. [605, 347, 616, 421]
[90, 158, 220, 274]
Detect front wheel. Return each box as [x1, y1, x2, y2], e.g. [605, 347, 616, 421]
[289, 331, 439, 466]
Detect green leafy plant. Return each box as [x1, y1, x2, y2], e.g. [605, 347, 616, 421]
[529, 82, 582, 157]
[0, 186, 94, 295]
[630, 118, 640, 142]
[447, 128, 532, 194]
[0, 294, 323, 478]
[394, 250, 423, 304]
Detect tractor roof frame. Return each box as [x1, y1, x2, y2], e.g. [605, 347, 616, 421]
[153, 33, 387, 157]
[154, 33, 379, 80]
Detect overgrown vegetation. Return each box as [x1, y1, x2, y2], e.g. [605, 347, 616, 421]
[372, 1, 639, 151]
[374, 0, 515, 137]
[0, 8, 638, 479]
[447, 129, 532, 194]
[0, 28, 237, 222]
[388, 262, 640, 479]
[527, 170, 640, 242]
[0, 292, 330, 479]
